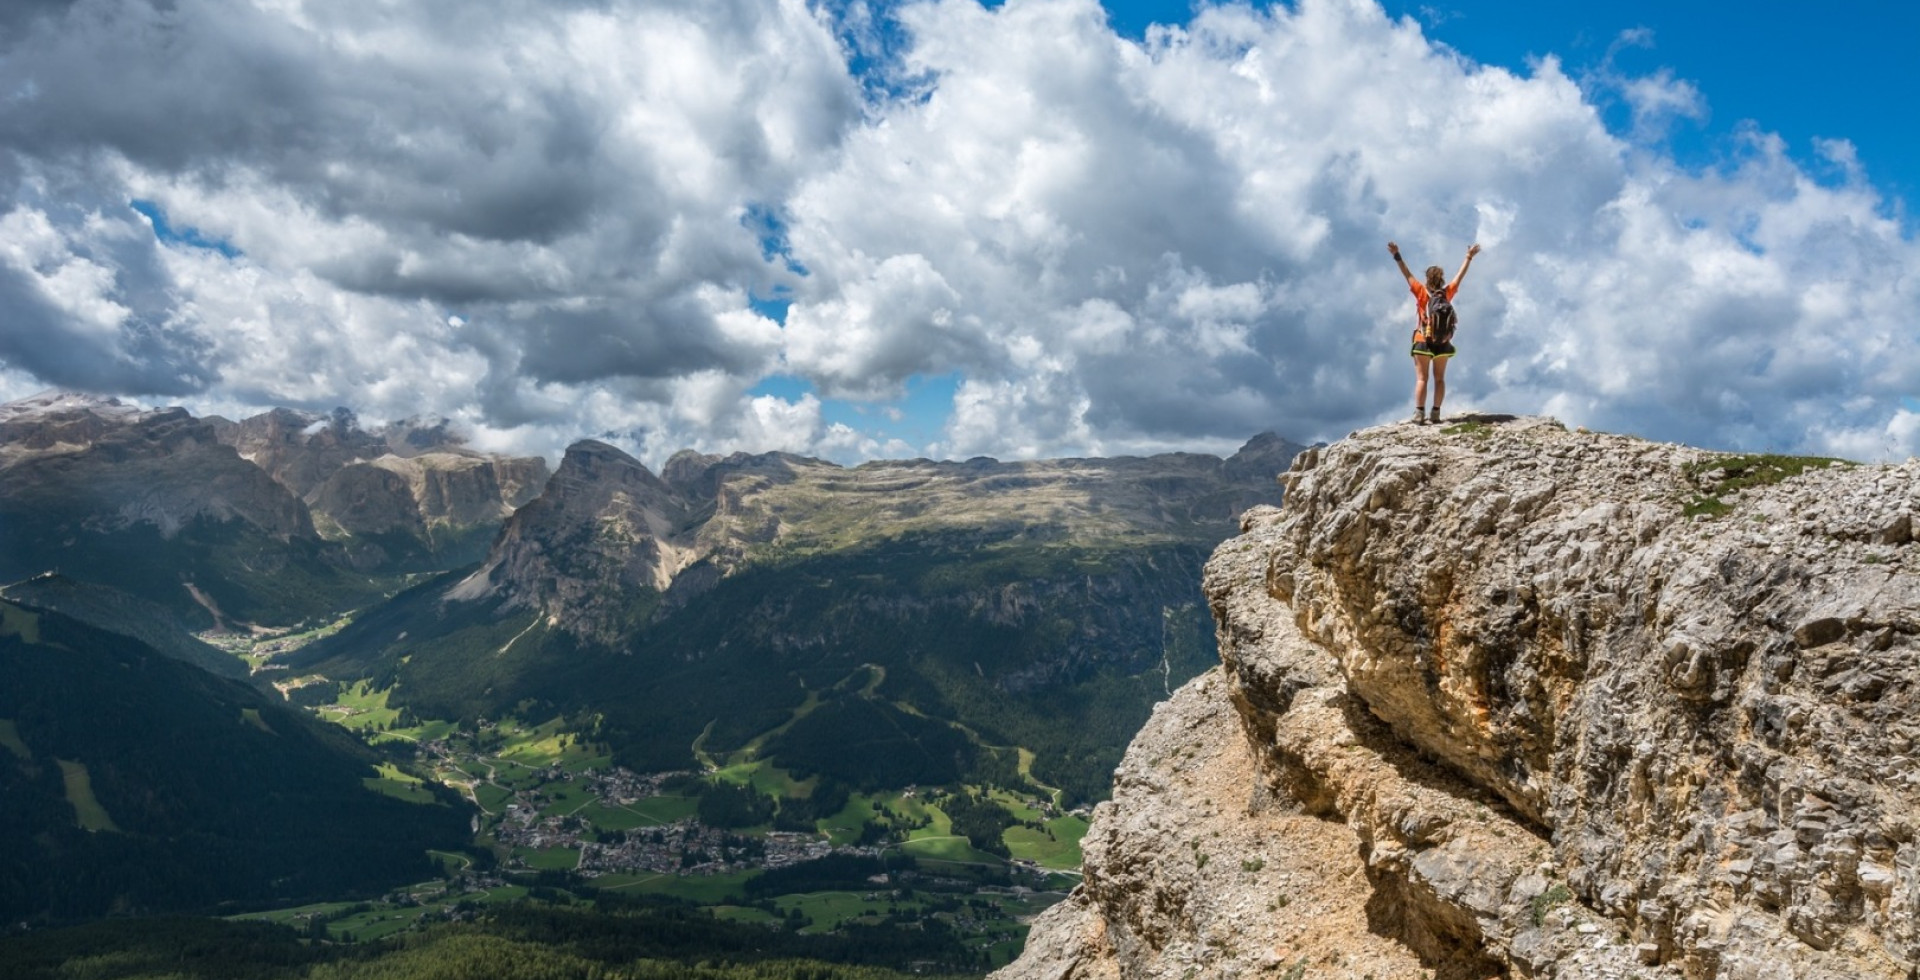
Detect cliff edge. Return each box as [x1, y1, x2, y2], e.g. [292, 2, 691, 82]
[1000, 416, 1919, 980]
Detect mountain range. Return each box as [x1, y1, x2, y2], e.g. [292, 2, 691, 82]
[0, 392, 546, 628]
[0, 390, 1301, 938]
[288, 428, 1301, 803]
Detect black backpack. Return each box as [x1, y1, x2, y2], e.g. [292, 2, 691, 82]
[1426, 288, 1456, 343]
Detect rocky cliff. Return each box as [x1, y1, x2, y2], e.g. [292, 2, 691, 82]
[447, 439, 701, 642]
[0, 392, 315, 541]
[0, 393, 549, 624]
[1000, 416, 1920, 980]
[212, 405, 548, 558]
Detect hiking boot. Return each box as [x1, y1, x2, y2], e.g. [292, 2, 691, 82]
[1411, 407, 1426, 425]
[1429, 406, 1442, 424]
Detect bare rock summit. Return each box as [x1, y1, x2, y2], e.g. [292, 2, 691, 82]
[1001, 415, 1920, 980]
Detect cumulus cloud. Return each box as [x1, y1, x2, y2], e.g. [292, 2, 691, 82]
[0, 0, 1914, 466]
[788, 0, 1920, 458]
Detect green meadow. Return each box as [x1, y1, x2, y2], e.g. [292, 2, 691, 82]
[0, 718, 32, 761]
[57, 759, 120, 832]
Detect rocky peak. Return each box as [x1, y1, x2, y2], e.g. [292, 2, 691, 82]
[660, 448, 724, 495]
[448, 440, 700, 642]
[660, 447, 809, 501]
[0, 392, 312, 541]
[0, 391, 157, 453]
[383, 415, 466, 455]
[214, 405, 548, 547]
[1002, 416, 1920, 980]
[1223, 430, 1306, 483]
[215, 406, 371, 496]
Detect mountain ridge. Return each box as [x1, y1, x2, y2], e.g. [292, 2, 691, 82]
[447, 431, 1302, 645]
[290, 429, 1302, 804]
[0, 597, 471, 926]
[0, 392, 549, 628]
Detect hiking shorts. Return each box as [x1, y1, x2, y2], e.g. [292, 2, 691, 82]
[1411, 338, 1456, 358]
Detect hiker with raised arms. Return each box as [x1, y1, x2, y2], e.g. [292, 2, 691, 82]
[1389, 240, 1480, 424]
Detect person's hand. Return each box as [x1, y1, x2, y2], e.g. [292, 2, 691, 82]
[1388, 241, 1400, 257]
[1467, 243, 1481, 259]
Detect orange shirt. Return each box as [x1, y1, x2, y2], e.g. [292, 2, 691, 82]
[1413, 280, 1451, 342]
[1409, 281, 1458, 326]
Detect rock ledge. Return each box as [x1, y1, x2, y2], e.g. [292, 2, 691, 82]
[1000, 416, 1920, 980]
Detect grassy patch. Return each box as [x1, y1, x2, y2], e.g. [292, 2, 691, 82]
[710, 758, 808, 797]
[1683, 453, 1852, 519]
[326, 905, 429, 942]
[239, 707, 276, 735]
[591, 869, 758, 903]
[57, 759, 121, 833]
[0, 718, 32, 763]
[773, 890, 895, 934]
[577, 800, 674, 831]
[0, 602, 43, 644]
[898, 835, 998, 865]
[1441, 421, 1492, 437]
[1004, 815, 1088, 869]
[513, 847, 581, 872]
[988, 788, 1045, 822]
[232, 898, 363, 926]
[710, 904, 781, 926]
[819, 793, 883, 846]
[1682, 496, 1733, 519]
[534, 781, 598, 819]
[472, 782, 514, 814]
[428, 849, 473, 873]
[893, 794, 951, 837]
[622, 793, 702, 825]
[494, 718, 601, 769]
[1530, 882, 1574, 926]
[322, 679, 401, 732]
[364, 763, 439, 805]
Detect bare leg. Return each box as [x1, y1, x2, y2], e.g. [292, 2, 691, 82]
[1413, 355, 1431, 414]
[1431, 356, 1449, 417]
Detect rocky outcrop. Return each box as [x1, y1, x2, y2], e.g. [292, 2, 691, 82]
[448, 440, 701, 643]
[308, 463, 427, 539]
[1002, 416, 1920, 980]
[212, 405, 548, 551]
[0, 393, 314, 541]
[0, 393, 553, 622]
[210, 406, 373, 498]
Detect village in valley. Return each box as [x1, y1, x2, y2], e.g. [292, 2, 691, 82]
[219, 641, 1083, 967]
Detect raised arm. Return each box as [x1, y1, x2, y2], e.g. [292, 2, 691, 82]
[1388, 241, 1416, 287]
[1449, 243, 1482, 292]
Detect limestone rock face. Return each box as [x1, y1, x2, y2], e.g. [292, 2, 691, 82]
[0, 393, 313, 541]
[1004, 416, 1920, 980]
[308, 463, 427, 538]
[450, 440, 699, 643]
[211, 406, 373, 498]
[213, 406, 548, 548]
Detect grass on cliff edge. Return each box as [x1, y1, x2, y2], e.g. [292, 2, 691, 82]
[1682, 453, 1853, 519]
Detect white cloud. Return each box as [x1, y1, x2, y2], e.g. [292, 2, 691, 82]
[0, 206, 130, 340]
[0, 0, 1914, 465]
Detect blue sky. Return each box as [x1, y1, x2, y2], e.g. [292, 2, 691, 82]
[2, 0, 1918, 464]
[1108, 0, 1918, 209]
